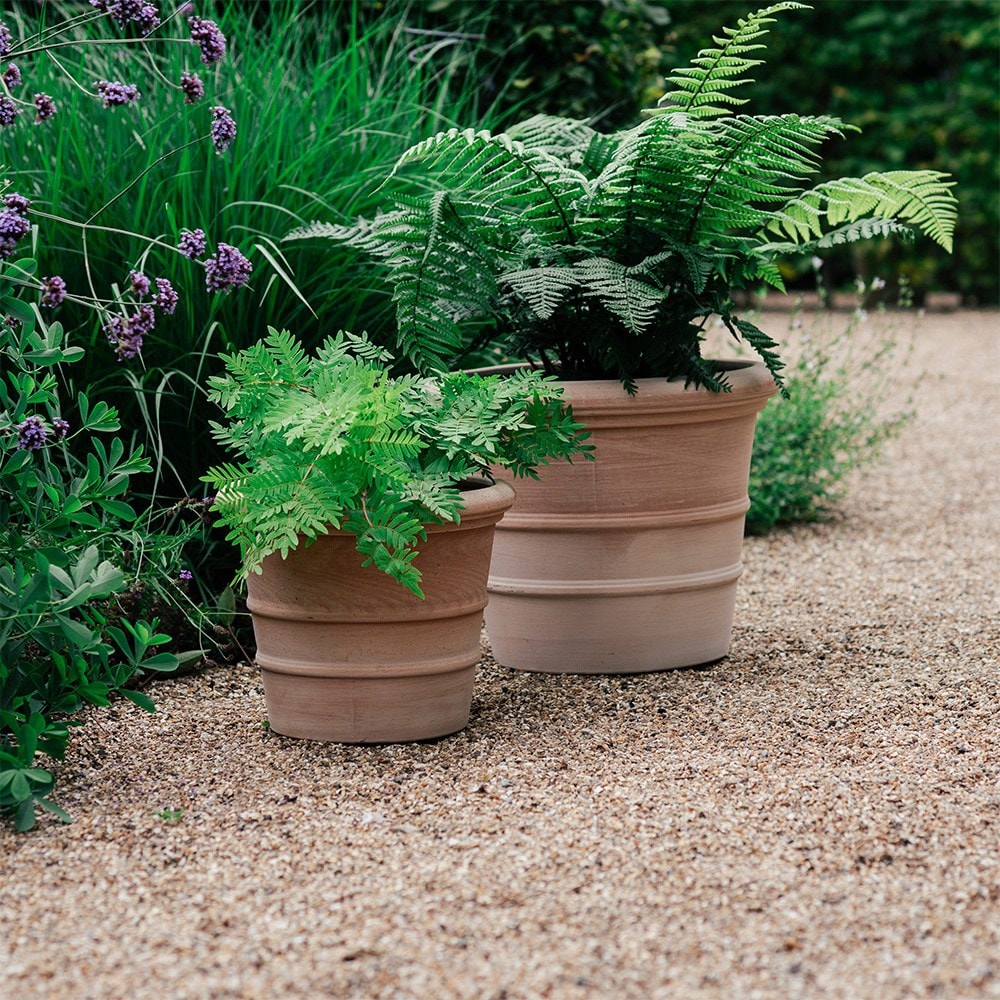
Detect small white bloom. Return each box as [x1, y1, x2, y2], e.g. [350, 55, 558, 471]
[811, 256, 824, 270]
[871, 276, 886, 291]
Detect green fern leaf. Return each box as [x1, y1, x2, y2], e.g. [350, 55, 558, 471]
[661, 2, 810, 118]
[767, 170, 957, 251]
[756, 217, 914, 256]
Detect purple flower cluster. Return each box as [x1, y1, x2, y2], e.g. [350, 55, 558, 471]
[0, 193, 30, 258]
[130, 269, 151, 297]
[136, 3, 160, 33]
[204, 243, 252, 294]
[34, 93, 56, 123]
[91, 1, 159, 32]
[178, 569, 193, 582]
[53, 418, 71, 439]
[41, 275, 67, 308]
[16, 415, 48, 451]
[0, 96, 17, 127]
[154, 277, 178, 314]
[210, 105, 236, 154]
[0, 24, 11, 59]
[97, 79, 140, 108]
[105, 271, 181, 361]
[177, 227, 206, 259]
[180, 70, 203, 105]
[188, 16, 226, 66]
[3, 62, 20, 88]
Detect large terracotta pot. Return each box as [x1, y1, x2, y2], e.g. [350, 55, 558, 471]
[484, 362, 776, 674]
[246, 478, 515, 742]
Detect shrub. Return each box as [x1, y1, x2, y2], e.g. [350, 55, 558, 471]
[0, 269, 190, 831]
[747, 283, 915, 533]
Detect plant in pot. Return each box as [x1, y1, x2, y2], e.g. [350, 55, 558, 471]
[286, 2, 956, 674]
[202, 328, 588, 741]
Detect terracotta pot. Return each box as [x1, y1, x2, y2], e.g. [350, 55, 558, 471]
[484, 362, 776, 674]
[246, 478, 515, 742]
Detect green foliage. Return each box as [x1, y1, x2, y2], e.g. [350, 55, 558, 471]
[294, 4, 956, 392]
[0, 263, 184, 831]
[203, 328, 591, 597]
[747, 300, 913, 533]
[662, 0, 997, 304]
[398, 0, 674, 129]
[5, 1, 514, 496]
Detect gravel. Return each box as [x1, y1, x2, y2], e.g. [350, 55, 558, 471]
[2, 310, 997, 1000]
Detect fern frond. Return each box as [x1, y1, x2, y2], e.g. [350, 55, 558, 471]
[730, 316, 786, 391]
[391, 127, 588, 245]
[661, 2, 809, 118]
[685, 114, 848, 239]
[505, 114, 598, 161]
[766, 170, 958, 251]
[756, 217, 914, 256]
[501, 266, 580, 321]
[575, 258, 666, 335]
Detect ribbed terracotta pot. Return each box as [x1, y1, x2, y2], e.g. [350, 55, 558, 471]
[484, 362, 776, 674]
[246, 477, 515, 742]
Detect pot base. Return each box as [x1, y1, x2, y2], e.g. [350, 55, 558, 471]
[260, 662, 476, 743]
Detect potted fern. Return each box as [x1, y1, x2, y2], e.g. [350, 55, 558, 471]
[287, 2, 956, 674]
[203, 328, 587, 741]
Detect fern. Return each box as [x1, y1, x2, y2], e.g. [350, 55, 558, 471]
[203, 328, 590, 594]
[287, 3, 956, 390]
[766, 170, 958, 251]
[661, 2, 810, 118]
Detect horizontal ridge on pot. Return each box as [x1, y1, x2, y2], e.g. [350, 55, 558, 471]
[484, 363, 776, 674]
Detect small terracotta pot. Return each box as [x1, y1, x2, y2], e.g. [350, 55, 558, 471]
[484, 363, 776, 674]
[246, 478, 515, 742]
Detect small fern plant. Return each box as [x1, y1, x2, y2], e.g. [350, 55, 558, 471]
[286, 2, 956, 394]
[202, 328, 588, 597]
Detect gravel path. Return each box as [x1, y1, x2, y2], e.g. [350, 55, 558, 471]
[3, 310, 998, 1000]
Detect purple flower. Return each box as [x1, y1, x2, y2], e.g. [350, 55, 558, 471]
[105, 310, 148, 361]
[4, 193, 29, 215]
[34, 93, 56, 123]
[3, 63, 21, 88]
[209, 105, 236, 154]
[129, 269, 150, 298]
[129, 303, 156, 335]
[137, 3, 160, 33]
[89, 1, 113, 12]
[97, 80, 140, 108]
[0, 208, 30, 258]
[188, 16, 226, 66]
[153, 277, 178, 314]
[16, 415, 48, 451]
[41, 275, 67, 308]
[108, 0, 143, 26]
[179, 71, 204, 105]
[0, 96, 18, 127]
[53, 417, 70, 439]
[177, 227, 206, 259]
[178, 569, 193, 581]
[0, 25, 11, 60]
[204, 243, 252, 294]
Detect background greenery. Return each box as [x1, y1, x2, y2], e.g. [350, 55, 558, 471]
[406, 0, 995, 303]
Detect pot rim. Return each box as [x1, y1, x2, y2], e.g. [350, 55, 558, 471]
[464, 360, 777, 416]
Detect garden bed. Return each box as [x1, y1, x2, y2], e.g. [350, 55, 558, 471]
[1, 311, 997, 1000]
